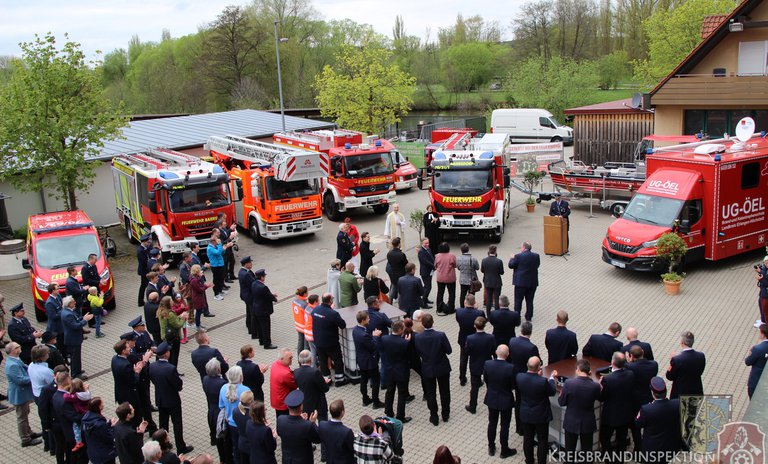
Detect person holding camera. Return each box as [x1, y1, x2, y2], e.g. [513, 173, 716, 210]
[756, 256, 768, 328]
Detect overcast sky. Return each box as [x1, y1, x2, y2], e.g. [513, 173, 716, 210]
[0, 0, 524, 59]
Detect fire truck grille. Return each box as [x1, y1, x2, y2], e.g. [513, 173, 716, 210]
[434, 201, 491, 214]
[355, 184, 392, 195]
[276, 210, 316, 222]
[187, 221, 218, 237]
[403, 173, 417, 181]
[607, 239, 640, 254]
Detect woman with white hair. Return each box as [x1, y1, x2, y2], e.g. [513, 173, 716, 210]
[203, 358, 227, 462]
[326, 259, 342, 306]
[219, 366, 250, 464]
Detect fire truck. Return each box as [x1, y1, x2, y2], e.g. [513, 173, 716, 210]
[112, 148, 235, 262]
[206, 135, 328, 242]
[419, 133, 512, 242]
[603, 117, 768, 271]
[273, 130, 397, 221]
[21, 211, 115, 322]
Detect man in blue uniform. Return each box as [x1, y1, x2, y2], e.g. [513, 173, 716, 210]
[508, 241, 541, 322]
[483, 345, 517, 458]
[599, 352, 636, 458]
[251, 269, 278, 350]
[559, 359, 600, 456]
[352, 311, 382, 408]
[414, 313, 452, 426]
[665, 331, 706, 399]
[136, 234, 152, 307]
[312, 293, 347, 386]
[238, 256, 257, 339]
[277, 390, 321, 464]
[583, 322, 623, 363]
[455, 294, 484, 386]
[418, 238, 435, 309]
[549, 192, 570, 249]
[148, 341, 192, 454]
[488, 295, 520, 347]
[517, 357, 556, 464]
[375, 321, 411, 423]
[544, 310, 578, 365]
[636, 377, 682, 457]
[746, 323, 768, 398]
[465, 317, 496, 414]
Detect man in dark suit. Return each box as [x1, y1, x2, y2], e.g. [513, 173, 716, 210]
[386, 237, 408, 302]
[8, 303, 42, 364]
[42, 331, 67, 371]
[483, 345, 518, 458]
[294, 349, 331, 420]
[583, 322, 623, 363]
[418, 238, 435, 308]
[455, 294, 485, 386]
[599, 352, 635, 459]
[65, 265, 90, 318]
[61, 296, 93, 379]
[336, 223, 354, 268]
[517, 357, 556, 464]
[318, 399, 355, 464]
[397, 263, 424, 318]
[508, 321, 540, 436]
[626, 345, 659, 451]
[111, 338, 144, 419]
[277, 390, 321, 463]
[545, 310, 578, 365]
[148, 342, 192, 454]
[481, 245, 505, 317]
[414, 313, 452, 426]
[144, 271, 165, 304]
[313, 293, 348, 387]
[465, 317, 496, 414]
[489, 295, 520, 347]
[143, 292, 162, 343]
[52, 371, 88, 464]
[746, 324, 768, 399]
[621, 327, 655, 361]
[375, 321, 412, 422]
[250, 269, 278, 350]
[666, 331, 706, 399]
[136, 234, 152, 307]
[636, 377, 682, 455]
[508, 241, 540, 321]
[549, 192, 571, 249]
[365, 297, 391, 336]
[559, 359, 600, 456]
[114, 402, 147, 464]
[238, 256, 257, 339]
[190, 330, 229, 381]
[352, 311, 382, 408]
[80, 253, 102, 326]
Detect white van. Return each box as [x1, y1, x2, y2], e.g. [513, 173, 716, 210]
[491, 108, 573, 145]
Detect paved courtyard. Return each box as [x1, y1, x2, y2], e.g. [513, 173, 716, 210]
[0, 180, 761, 463]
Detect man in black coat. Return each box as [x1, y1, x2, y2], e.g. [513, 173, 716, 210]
[517, 357, 556, 464]
[238, 256, 258, 339]
[666, 331, 706, 399]
[465, 317, 496, 414]
[143, 292, 162, 344]
[277, 390, 321, 464]
[508, 321, 540, 436]
[455, 294, 485, 386]
[544, 310, 578, 365]
[114, 402, 147, 464]
[375, 321, 411, 422]
[583, 322, 623, 363]
[43, 332, 67, 371]
[65, 265, 90, 317]
[250, 269, 278, 350]
[558, 358, 600, 455]
[480, 245, 505, 316]
[621, 327, 655, 361]
[549, 192, 571, 249]
[8, 304, 42, 364]
[626, 345, 659, 451]
[508, 241, 540, 321]
[414, 313, 452, 425]
[313, 293, 348, 386]
[52, 371, 88, 464]
[190, 330, 229, 381]
[397, 263, 424, 318]
[336, 223, 354, 268]
[294, 349, 331, 420]
[352, 311, 382, 407]
[418, 238, 435, 308]
[318, 399, 355, 464]
[599, 352, 636, 458]
[385, 237, 408, 302]
[128, 317, 158, 434]
[81, 253, 102, 325]
[745, 323, 768, 399]
[365, 297, 391, 336]
[237, 346, 266, 402]
[636, 377, 682, 454]
[136, 234, 152, 307]
[148, 342, 192, 454]
[489, 295, 520, 347]
[483, 345, 518, 458]
[111, 338, 144, 417]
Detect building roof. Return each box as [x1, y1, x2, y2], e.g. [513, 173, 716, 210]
[650, 0, 759, 96]
[95, 109, 335, 161]
[701, 14, 728, 39]
[564, 98, 652, 115]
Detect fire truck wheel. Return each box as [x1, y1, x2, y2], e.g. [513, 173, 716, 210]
[125, 218, 138, 244]
[491, 231, 502, 243]
[324, 195, 342, 222]
[372, 204, 389, 215]
[250, 218, 266, 244]
[104, 297, 116, 310]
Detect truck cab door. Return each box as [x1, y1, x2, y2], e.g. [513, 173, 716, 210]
[676, 199, 705, 255]
[232, 178, 245, 227]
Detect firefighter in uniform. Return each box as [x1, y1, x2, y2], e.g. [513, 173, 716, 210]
[128, 316, 158, 435]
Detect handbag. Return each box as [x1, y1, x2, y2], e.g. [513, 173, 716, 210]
[378, 279, 390, 304]
[470, 277, 482, 294]
[215, 407, 228, 439]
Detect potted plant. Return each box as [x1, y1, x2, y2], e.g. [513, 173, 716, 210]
[656, 232, 688, 295]
[522, 170, 545, 212]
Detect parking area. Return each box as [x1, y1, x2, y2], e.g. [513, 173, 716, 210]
[0, 180, 761, 463]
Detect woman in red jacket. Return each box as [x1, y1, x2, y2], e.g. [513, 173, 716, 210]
[189, 264, 213, 331]
[434, 242, 457, 315]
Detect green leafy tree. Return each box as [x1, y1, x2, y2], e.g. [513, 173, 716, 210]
[314, 37, 416, 135]
[633, 0, 736, 86]
[441, 42, 499, 94]
[597, 50, 631, 89]
[0, 34, 127, 210]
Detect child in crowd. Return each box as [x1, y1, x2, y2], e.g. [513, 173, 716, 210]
[64, 378, 92, 451]
[86, 287, 106, 338]
[172, 293, 189, 344]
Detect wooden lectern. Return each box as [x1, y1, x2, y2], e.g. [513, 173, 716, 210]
[544, 216, 568, 255]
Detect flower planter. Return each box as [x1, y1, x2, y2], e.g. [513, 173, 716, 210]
[526, 203, 536, 213]
[663, 279, 682, 295]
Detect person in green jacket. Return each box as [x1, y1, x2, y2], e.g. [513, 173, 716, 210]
[157, 296, 187, 367]
[338, 262, 363, 308]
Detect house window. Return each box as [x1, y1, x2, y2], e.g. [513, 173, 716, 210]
[738, 41, 768, 76]
[684, 110, 768, 137]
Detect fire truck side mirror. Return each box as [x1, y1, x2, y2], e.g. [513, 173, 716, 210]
[148, 191, 159, 214]
[22, 258, 31, 270]
[235, 179, 244, 202]
[503, 166, 510, 188]
[679, 219, 691, 234]
[331, 157, 342, 175]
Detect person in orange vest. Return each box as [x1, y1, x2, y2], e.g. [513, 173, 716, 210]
[293, 287, 309, 355]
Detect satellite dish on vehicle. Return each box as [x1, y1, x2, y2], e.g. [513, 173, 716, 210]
[630, 92, 643, 109]
[735, 117, 756, 142]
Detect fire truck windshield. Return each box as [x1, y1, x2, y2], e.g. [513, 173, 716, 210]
[433, 169, 492, 195]
[622, 193, 683, 227]
[168, 182, 231, 213]
[35, 235, 101, 269]
[265, 178, 319, 200]
[343, 152, 394, 178]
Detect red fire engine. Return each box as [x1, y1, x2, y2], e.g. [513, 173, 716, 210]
[273, 130, 397, 221]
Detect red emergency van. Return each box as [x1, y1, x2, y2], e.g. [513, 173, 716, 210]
[603, 118, 768, 271]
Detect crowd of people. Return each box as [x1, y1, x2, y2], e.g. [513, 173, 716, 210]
[0, 205, 766, 464]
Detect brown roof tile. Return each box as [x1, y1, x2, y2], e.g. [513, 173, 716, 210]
[701, 14, 728, 39]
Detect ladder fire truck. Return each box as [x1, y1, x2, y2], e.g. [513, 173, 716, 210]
[112, 148, 235, 262]
[206, 135, 328, 242]
[273, 130, 397, 221]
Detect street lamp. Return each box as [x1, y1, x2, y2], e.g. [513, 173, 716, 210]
[273, 20, 289, 133]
